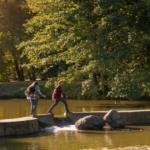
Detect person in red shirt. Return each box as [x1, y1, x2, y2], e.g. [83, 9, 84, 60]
[47, 80, 71, 114]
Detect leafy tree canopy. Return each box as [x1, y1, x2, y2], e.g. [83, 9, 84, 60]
[20, 0, 150, 100]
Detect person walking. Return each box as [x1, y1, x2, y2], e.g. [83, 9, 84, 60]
[25, 81, 46, 116]
[47, 80, 71, 114]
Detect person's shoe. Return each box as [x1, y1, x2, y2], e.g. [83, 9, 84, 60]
[33, 114, 37, 117]
[29, 113, 34, 116]
[66, 110, 72, 114]
[47, 110, 53, 114]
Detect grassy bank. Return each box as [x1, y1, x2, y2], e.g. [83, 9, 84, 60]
[0, 81, 102, 100]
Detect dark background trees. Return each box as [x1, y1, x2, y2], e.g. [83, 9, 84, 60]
[0, 0, 33, 81]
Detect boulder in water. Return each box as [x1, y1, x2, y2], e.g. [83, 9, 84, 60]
[103, 110, 125, 128]
[75, 115, 105, 130]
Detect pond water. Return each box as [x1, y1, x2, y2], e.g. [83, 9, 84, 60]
[0, 99, 150, 119]
[0, 99, 150, 150]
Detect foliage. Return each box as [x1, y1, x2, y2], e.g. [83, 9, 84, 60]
[19, 0, 150, 100]
[99, 0, 150, 100]
[0, 0, 32, 81]
[20, 0, 110, 96]
[0, 51, 12, 82]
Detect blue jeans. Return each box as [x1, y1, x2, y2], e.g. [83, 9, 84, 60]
[48, 97, 69, 112]
[30, 99, 39, 114]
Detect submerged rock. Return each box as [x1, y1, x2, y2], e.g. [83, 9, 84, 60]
[103, 110, 125, 128]
[75, 115, 105, 130]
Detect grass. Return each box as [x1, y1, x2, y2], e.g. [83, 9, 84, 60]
[0, 81, 102, 100]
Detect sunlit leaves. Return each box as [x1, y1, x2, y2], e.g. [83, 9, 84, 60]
[21, 0, 150, 99]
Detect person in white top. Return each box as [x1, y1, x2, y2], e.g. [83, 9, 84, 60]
[25, 81, 46, 116]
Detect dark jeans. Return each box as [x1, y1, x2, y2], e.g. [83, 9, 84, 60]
[48, 97, 69, 112]
[30, 99, 39, 114]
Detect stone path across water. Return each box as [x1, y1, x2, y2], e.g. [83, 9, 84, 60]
[0, 117, 38, 136]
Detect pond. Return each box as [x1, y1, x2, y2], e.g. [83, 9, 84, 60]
[0, 99, 150, 150]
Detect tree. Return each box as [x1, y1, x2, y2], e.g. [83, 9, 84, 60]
[20, 0, 150, 100]
[0, 48, 12, 82]
[96, 0, 150, 100]
[20, 0, 108, 94]
[0, 0, 32, 81]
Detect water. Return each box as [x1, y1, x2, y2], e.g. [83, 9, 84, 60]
[0, 99, 150, 150]
[0, 99, 150, 119]
[43, 125, 77, 132]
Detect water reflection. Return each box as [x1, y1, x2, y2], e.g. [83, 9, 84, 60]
[0, 125, 150, 150]
[0, 100, 150, 119]
[104, 134, 113, 147]
[1, 100, 150, 149]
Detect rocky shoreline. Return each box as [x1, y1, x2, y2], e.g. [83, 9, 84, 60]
[99, 145, 150, 150]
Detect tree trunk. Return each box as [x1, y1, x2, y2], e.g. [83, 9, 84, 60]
[19, 68, 24, 81]
[27, 70, 33, 81]
[12, 68, 18, 80]
[32, 71, 36, 81]
[14, 59, 24, 81]
[93, 73, 103, 96]
[14, 59, 21, 81]
[103, 85, 109, 95]
[103, 76, 110, 95]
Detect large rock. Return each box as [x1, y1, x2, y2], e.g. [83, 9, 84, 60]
[103, 110, 125, 128]
[75, 115, 105, 130]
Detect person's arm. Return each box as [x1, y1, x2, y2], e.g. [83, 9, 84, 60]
[35, 86, 46, 98]
[25, 88, 28, 96]
[60, 87, 68, 98]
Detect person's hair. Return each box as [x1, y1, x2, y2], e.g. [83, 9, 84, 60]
[58, 80, 63, 84]
[27, 81, 38, 93]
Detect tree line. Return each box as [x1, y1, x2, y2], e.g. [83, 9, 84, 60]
[0, 0, 150, 100]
